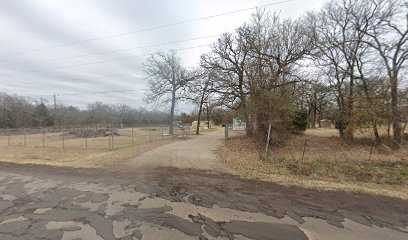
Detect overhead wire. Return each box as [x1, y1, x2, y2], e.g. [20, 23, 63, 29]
[0, 0, 296, 105]
[1, 0, 295, 58]
[0, 34, 220, 65]
[18, 44, 209, 73]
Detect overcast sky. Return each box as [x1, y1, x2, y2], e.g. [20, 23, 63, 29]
[0, 0, 325, 112]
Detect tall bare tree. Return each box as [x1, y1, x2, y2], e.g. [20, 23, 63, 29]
[144, 50, 188, 134]
[201, 32, 251, 115]
[244, 10, 314, 139]
[308, 0, 372, 140]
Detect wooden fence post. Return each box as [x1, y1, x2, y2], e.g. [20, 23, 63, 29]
[62, 129, 65, 149]
[265, 124, 272, 156]
[301, 139, 307, 161]
[111, 132, 114, 150]
[368, 140, 374, 161]
[131, 127, 134, 145]
[24, 129, 27, 147]
[108, 131, 111, 150]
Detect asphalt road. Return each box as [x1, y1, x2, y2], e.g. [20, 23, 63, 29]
[0, 162, 407, 240]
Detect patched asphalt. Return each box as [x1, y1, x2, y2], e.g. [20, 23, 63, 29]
[0, 163, 407, 239]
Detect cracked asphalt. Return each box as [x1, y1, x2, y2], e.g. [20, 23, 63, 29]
[0, 162, 407, 240]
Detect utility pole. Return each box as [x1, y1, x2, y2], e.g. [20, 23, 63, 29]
[53, 94, 57, 127]
[53, 94, 57, 110]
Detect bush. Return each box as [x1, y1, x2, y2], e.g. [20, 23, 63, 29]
[334, 118, 347, 130]
[292, 110, 308, 131]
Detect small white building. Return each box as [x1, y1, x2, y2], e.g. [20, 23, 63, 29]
[319, 119, 332, 128]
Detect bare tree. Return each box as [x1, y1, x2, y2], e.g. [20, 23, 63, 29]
[186, 69, 213, 134]
[308, 0, 385, 140]
[201, 32, 251, 115]
[201, 10, 313, 142]
[0, 92, 33, 128]
[244, 10, 314, 140]
[352, 0, 408, 146]
[144, 50, 188, 134]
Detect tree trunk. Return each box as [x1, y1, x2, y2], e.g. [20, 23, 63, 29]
[169, 84, 176, 135]
[196, 97, 204, 135]
[361, 77, 381, 144]
[311, 101, 317, 129]
[339, 127, 345, 139]
[206, 103, 210, 129]
[196, 79, 210, 135]
[387, 119, 391, 145]
[390, 75, 401, 147]
[345, 74, 355, 140]
[373, 120, 381, 144]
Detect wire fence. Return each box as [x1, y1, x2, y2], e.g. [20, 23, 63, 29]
[225, 124, 246, 139]
[0, 125, 191, 150]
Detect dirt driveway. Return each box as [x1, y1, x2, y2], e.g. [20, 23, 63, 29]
[121, 128, 230, 172]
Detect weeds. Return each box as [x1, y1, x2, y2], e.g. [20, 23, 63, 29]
[219, 128, 408, 198]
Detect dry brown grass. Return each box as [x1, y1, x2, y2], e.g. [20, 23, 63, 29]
[0, 141, 173, 168]
[0, 127, 179, 148]
[218, 128, 408, 199]
[0, 125, 218, 169]
[0, 127, 179, 168]
[279, 128, 408, 163]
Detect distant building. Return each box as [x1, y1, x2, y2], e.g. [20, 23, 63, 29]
[319, 119, 332, 128]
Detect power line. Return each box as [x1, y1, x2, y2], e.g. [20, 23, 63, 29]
[0, 73, 142, 88]
[56, 89, 144, 96]
[52, 89, 145, 108]
[1, 87, 144, 97]
[1, 0, 295, 58]
[18, 44, 209, 74]
[0, 34, 220, 65]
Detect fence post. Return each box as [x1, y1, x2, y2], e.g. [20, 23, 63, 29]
[42, 130, 45, 147]
[108, 131, 111, 150]
[112, 132, 114, 150]
[24, 128, 27, 147]
[62, 129, 65, 149]
[265, 124, 272, 156]
[368, 140, 374, 161]
[131, 127, 134, 145]
[85, 136, 88, 149]
[301, 139, 307, 161]
[224, 124, 229, 140]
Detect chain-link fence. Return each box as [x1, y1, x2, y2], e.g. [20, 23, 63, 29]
[0, 125, 191, 150]
[224, 124, 246, 139]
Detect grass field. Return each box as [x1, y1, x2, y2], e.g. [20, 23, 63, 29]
[0, 127, 185, 149]
[219, 128, 408, 199]
[0, 125, 216, 168]
[0, 127, 182, 168]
